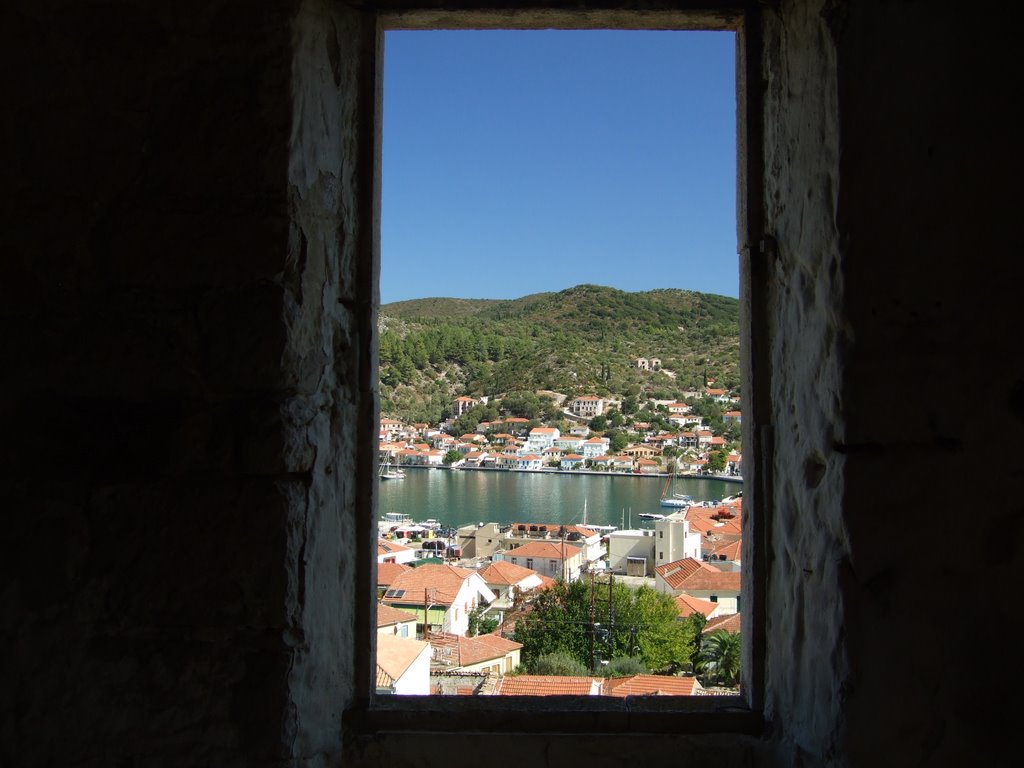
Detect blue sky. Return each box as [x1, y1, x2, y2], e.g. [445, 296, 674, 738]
[381, 30, 737, 304]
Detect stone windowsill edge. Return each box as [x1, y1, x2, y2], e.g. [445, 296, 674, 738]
[347, 695, 762, 735]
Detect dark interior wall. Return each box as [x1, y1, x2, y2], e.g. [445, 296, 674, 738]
[2, 0, 1021, 766]
[3, 0, 367, 763]
[835, 2, 1022, 764]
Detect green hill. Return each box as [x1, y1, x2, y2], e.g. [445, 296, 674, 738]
[379, 284, 740, 424]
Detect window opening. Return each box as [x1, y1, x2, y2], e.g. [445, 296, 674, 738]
[375, 25, 744, 705]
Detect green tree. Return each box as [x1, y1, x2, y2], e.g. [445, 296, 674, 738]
[514, 580, 695, 672]
[697, 630, 741, 687]
[531, 651, 588, 676]
[602, 656, 647, 677]
[442, 449, 462, 465]
[467, 606, 499, 637]
[588, 414, 608, 431]
[706, 450, 727, 473]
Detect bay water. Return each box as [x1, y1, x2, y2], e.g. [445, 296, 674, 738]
[379, 468, 738, 531]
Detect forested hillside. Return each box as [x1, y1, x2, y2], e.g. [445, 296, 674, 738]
[379, 284, 740, 423]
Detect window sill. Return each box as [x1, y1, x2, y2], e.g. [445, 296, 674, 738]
[350, 694, 762, 735]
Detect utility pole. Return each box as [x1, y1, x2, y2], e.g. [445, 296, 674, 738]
[607, 572, 614, 660]
[588, 573, 596, 672]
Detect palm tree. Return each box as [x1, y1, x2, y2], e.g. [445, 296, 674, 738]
[697, 630, 741, 687]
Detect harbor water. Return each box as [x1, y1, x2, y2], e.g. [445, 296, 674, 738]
[379, 468, 738, 531]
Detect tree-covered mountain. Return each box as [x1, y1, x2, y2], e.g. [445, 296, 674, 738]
[379, 284, 740, 424]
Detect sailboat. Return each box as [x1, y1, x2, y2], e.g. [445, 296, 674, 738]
[659, 469, 693, 508]
[379, 458, 405, 480]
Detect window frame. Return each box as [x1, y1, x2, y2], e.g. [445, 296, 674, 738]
[355, 0, 767, 735]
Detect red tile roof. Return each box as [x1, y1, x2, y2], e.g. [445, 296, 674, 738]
[495, 676, 600, 696]
[378, 538, 413, 556]
[376, 562, 412, 586]
[704, 613, 742, 634]
[431, 632, 523, 667]
[603, 674, 703, 697]
[655, 557, 740, 592]
[478, 560, 541, 586]
[506, 540, 583, 560]
[673, 593, 719, 618]
[376, 634, 428, 684]
[509, 524, 597, 539]
[377, 603, 416, 627]
[382, 564, 484, 606]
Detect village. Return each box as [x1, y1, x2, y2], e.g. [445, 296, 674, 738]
[375, 381, 744, 697]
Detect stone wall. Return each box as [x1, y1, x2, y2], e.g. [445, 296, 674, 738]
[2, 1, 1020, 766]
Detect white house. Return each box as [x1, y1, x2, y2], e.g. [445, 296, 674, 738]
[524, 427, 560, 452]
[382, 564, 497, 637]
[478, 560, 549, 609]
[570, 395, 604, 417]
[429, 632, 523, 675]
[606, 529, 657, 575]
[513, 454, 544, 471]
[653, 513, 702, 566]
[654, 557, 742, 615]
[377, 538, 417, 565]
[504, 524, 605, 567]
[452, 396, 478, 416]
[377, 603, 418, 638]
[499, 540, 585, 582]
[580, 437, 610, 458]
[554, 435, 584, 452]
[376, 633, 431, 695]
[559, 453, 585, 471]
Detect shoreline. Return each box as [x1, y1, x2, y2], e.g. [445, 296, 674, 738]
[394, 464, 743, 484]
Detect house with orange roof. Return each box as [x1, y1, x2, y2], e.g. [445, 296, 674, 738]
[505, 523, 604, 565]
[704, 612, 742, 635]
[429, 632, 522, 675]
[499, 539, 585, 582]
[512, 454, 544, 471]
[554, 435, 584, 452]
[569, 394, 604, 417]
[524, 426, 560, 453]
[381, 564, 497, 637]
[452, 395, 478, 416]
[654, 557, 741, 615]
[603, 674, 704, 697]
[621, 443, 659, 459]
[667, 402, 691, 415]
[673, 592, 722, 620]
[493, 452, 521, 470]
[726, 452, 742, 476]
[635, 457, 661, 474]
[708, 538, 742, 570]
[377, 538, 416, 565]
[494, 675, 602, 696]
[376, 633, 431, 695]
[684, 505, 742, 558]
[559, 453, 586, 471]
[580, 436, 610, 458]
[376, 562, 412, 595]
[462, 450, 490, 467]
[377, 603, 418, 638]
[670, 413, 704, 427]
[478, 560, 549, 608]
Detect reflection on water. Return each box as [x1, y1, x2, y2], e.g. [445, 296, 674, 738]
[379, 469, 737, 530]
